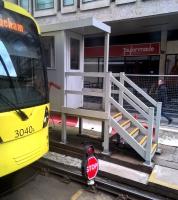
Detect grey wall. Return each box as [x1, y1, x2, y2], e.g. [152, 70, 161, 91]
[43, 31, 66, 112]
[36, 0, 178, 27]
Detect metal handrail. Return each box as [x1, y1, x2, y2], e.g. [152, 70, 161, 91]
[110, 73, 155, 164]
[64, 71, 157, 164]
[123, 74, 157, 106]
[65, 72, 106, 78]
[110, 97, 147, 135]
[111, 75, 150, 118]
[113, 73, 161, 147]
[122, 73, 161, 148]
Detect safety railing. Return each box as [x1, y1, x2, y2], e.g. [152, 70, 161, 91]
[65, 72, 109, 112]
[113, 73, 162, 147]
[63, 72, 159, 164]
[110, 74, 155, 164]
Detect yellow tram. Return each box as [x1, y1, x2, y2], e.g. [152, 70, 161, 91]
[0, 1, 49, 177]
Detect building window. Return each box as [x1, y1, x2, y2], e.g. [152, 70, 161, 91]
[19, 0, 29, 11]
[35, 0, 54, 10]
[63, 0, 74, 6]
[70, 38, 80, 70]
[82, 0, 99, 3]
[41, 36, 55, 69]
[166, 54, 178, 74]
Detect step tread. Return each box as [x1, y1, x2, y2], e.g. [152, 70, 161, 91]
[152, 143, 157, 153]
[139, 135, 148, 145]
[119, 119, 130, 127]
[127, 127, 139, 136]
[112, 112, 122, 119]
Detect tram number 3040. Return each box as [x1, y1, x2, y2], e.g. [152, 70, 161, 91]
[15, 126, 35, 138]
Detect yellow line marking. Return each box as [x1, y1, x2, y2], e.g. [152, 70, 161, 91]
[112, 112, 122, 119]
[120, 120, 130, 127]
[149, 171, 178, 191]
[129, 127, 139, 136]
[139, 136, 147, 145]
[151, 143, 157, 153]
[71, 189, 83, 200]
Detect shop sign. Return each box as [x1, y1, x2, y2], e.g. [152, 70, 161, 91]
[85, 43, 160, 57]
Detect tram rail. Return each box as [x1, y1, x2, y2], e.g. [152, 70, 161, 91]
[33, 158, 171, 200]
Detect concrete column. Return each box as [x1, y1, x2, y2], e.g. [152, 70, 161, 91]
[159, 30, 167, 75]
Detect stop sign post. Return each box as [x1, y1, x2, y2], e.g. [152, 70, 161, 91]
[82, 144, 99, 185]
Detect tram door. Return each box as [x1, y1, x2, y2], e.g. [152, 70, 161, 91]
[66, 31, 84, 108]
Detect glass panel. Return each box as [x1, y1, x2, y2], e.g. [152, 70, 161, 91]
[36, 0, 54, 10]
[70, 38, 80, 70]
[20, 0, 29, 11]
[41, 36, 55, 68]
[0, 61, 6, 76]
[83, 0, 99, 3]
[0, 41, 17, 77]
[166, 55, 178, 74]
[63, 0, 74, 6]
[0, 9, 48, 112]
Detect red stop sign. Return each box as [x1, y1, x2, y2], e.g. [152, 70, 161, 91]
[86, 156, 99, 180]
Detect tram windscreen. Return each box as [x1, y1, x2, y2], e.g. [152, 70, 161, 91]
[0, 9, 48, 112]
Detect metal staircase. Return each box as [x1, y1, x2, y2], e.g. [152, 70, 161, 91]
[107, 73, 162, 165]
[61, 72, 162, 166]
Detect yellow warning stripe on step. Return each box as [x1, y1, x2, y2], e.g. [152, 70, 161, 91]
[139, 136, 147, 145]
[151, 143, 157, 153]
[121, 120, 130, 127]
[149, 165, 178, 191]
[112, 112, 122, 119]
[129, 127, 139, 136]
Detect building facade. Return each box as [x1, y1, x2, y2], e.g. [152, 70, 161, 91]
[8, 0, 178, 73]
[7, 0, 178, 112]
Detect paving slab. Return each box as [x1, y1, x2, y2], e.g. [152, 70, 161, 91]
[159, 127, 178, 147]
[71, 189, 114, 200]
[45, 152, 150, 185]
[149, 165, 178, 191]
[99, 159, 149, 185]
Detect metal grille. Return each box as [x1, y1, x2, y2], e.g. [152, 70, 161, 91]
[125, 74, 178, 118]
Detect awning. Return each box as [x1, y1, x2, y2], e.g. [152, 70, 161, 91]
[40, 17, 111, 35]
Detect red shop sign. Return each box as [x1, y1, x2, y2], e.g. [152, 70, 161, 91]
[85, 43, 160, 57]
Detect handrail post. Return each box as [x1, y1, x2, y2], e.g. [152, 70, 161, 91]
[102, 72, 111, 155]
[61, 113, 67, 144]
[155, 102, 162, 147]
[145, 107, 154, 166]
[104, 72, 111, 113]
[119, 72, 125, 106]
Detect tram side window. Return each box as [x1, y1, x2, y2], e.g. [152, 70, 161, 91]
[41, 36, 55, 69]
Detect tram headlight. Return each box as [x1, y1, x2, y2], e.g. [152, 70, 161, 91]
[43, 107, 49, 128]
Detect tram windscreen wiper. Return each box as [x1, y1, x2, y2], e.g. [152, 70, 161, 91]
[0, 41, 28, 121]
[0, 93, 28, 121]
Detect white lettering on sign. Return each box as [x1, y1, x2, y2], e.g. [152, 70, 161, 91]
[87, 163, 98, 173]
[123, 46, 155, 56]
